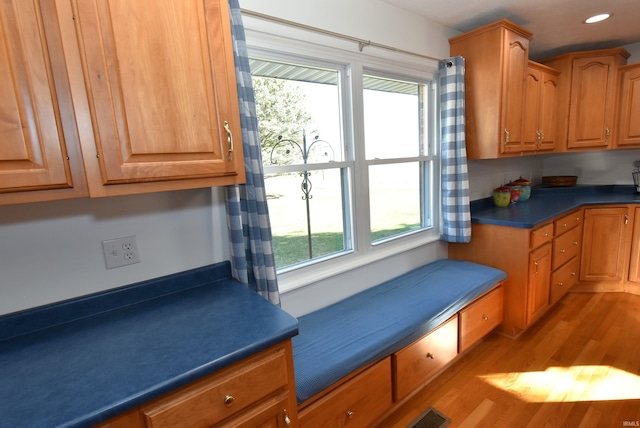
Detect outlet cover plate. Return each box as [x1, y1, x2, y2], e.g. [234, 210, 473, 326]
[102, 236, 140, 269]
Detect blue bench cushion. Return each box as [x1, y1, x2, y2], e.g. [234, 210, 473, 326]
[292, 259, 506, 403]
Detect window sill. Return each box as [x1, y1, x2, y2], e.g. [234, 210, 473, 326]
[278, 228, 442, 293]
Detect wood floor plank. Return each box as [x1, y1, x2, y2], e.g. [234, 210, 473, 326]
[379, 292, 640, 428]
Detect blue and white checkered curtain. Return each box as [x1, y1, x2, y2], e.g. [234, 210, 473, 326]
[439, 56, 471, 243]
[225, 0, 280, 305]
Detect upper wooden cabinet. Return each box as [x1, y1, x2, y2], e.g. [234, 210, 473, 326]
[615, 63, 640, 148]
[449, 19, 533, 159]
[542, 48, 629, 151]
[523, 61, 560, 153]
[0, 0, 88, 205]
[1, 0, 245, 204]
[67, 0, 245, 196]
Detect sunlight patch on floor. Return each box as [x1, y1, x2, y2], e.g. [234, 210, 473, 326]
[479, 365, 640, 402]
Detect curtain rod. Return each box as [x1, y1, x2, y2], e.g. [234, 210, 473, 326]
[240, 8, 447, 64]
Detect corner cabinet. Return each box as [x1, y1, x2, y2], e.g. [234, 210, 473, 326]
[449, 19, 532, 159]
[0, 0, 88, 205]
[542, 49, 629, 151]
[1, 0, 245, 205]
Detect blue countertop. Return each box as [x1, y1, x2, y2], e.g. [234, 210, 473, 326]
[470, 185, 640, 228]
[0, 262, 298, 428]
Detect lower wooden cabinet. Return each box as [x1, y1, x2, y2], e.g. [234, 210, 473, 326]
[298, 358, 393, 428]
[580, 206, 631, 284]
[449, 209, 585, 337]
[392, 316, 459, 402]
[628, 207, 640, 285]
[99, 341, 298, 428]
[527, 243, 552, 325]
[459, 286, 504, 353]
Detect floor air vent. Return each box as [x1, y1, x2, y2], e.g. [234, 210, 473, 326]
[409, 407, 451, 428]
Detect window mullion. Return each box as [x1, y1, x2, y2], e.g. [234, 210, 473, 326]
[349, 60, 371, 253]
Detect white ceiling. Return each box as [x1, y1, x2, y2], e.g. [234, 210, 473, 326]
[381, 0, 640, 59]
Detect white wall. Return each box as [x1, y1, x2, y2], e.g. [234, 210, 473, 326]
[0, 189, 229, 316]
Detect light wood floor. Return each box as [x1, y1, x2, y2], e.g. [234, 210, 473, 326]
[380, 292, 640, 428]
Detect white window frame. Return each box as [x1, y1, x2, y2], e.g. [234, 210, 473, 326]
[244, 17, 441, 293]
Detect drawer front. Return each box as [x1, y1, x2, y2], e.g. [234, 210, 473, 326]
[393, 316, 458, 402]
[530, 223, 554, 249]
[551, 257, 580, 304]
[553, 226, 581, 270]
[142, 346, 289, 428]
[299, 358, 392, 428]
[554, 210, 582, 236]
[459, 286, 504, 353]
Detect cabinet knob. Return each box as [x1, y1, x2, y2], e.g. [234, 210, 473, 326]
[224, 395, 234, 407]
[573, 241, 578, 246]
[558, 282, 564, 287]
[347, 411, 354, 418]
[426, 353, 436, 359]
[560, 249, 566, 253]
[482, 314, 489, 321]
[562, 223, 568, 227]
[284, 410, 291, 426]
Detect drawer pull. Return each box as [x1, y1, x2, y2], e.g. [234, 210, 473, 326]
[544, 233, 549, 237]
[573, 241, 578, 245]
[347, 411, 354, 418]
[224, 395, 235, 407]
[562, 223, 567, 227]
[571, 272, 576, 276]
[482, 314, 489, 321]
[560, 249, 566, 253]
[426, 353, 435, 359]
[558, 282, 564, 287]
[284, 410, 291, 426]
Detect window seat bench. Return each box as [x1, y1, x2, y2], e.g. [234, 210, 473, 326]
[291, 258, 507, 427]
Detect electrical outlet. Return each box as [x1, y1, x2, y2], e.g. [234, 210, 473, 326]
[102, 236, 140, 269]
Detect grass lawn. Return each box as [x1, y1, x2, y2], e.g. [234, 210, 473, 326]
[266, 170, 421, 268]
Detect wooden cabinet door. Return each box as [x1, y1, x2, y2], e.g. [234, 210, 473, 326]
[527, 243, 552, 325]
[500, 30, 529, 155]
[0, 1, 78, 195]
[538, 67, 559, 151]
[522, 65, 542, 152]
[627, 207, 640, 284]
[615, 64, 640, 148]
[71, 0, 244, 192]
[567, 55, 619, 149]
[523, 62, 559, 153]
[581, 206, 631, 282]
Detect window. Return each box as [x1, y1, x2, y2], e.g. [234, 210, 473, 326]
[247, 33, 440, 291]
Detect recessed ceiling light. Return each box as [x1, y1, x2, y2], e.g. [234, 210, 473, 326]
[584, 13, 611, 24]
